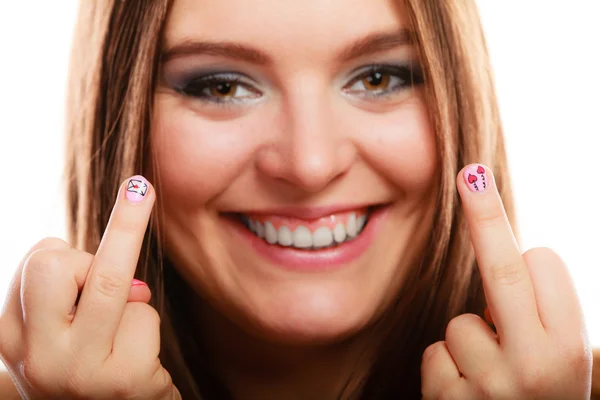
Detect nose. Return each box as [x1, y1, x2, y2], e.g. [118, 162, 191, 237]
[257, 82, 356, 193]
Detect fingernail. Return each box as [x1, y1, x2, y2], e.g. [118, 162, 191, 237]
[464, 164, 488, 193]
[125, 175, 149, 203]
[132, 278, 148, 287]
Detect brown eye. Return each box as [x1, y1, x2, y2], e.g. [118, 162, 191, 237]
[361, 71, 391, 91]
[209, 81, 237, 97]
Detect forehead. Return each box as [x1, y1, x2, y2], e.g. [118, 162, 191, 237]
[164, 0, 410, 58]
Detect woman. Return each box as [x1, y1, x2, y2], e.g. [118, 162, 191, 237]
[0, 0, 596, 398]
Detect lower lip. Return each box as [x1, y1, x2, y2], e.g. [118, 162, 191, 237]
[222, 205, 390, 271]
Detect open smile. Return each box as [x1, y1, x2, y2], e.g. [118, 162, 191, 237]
[222, 204, 391, 271]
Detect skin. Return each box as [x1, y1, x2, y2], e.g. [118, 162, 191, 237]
[152, 0, 436, 396]
[0, 0, 593, 399]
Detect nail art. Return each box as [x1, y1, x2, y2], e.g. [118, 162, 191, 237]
[126, 175, 149, 203]
[464, 165, 488, 192]
[132, 278, 148, 287]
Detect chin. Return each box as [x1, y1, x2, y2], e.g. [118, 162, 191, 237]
[234, 282, 381, 345]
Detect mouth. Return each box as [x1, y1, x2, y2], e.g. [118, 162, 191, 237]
[238, 208, 372, 251]
[221, 204, 390, 271]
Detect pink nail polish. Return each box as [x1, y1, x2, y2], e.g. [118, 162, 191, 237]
[464, 164, 488, 193]
[132, 279, 148, 287]
[125, 175, 149, 203]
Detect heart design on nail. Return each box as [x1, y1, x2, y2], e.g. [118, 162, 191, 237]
[477, 166, 485, 174]
[468, 174, 477, 184]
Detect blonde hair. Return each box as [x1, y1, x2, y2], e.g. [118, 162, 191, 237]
[65, 0, 514, 398]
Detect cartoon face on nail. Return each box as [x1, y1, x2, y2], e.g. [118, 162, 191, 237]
[464, 165, 488, 192]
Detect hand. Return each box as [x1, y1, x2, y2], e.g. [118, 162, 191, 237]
[421, 164, 592, 399]
[0, 176, 181, 399]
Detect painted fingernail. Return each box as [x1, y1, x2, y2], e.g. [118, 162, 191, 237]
[132, 278, 148, 287]
[125, 175, 149, 203]
[464, 164, 488, 193]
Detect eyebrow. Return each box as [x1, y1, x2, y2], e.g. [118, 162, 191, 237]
[161, 29, 414, 65]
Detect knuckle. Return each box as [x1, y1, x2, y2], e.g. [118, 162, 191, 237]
[522, 247, 563, 266]
[111, 375, 141, 399]
[563, 340, 593, 371]
[32, 237, 69, 251]
[491, 260, 528, 286]
[0, 321, 18, 361]
[523, 246, 558, 259]
[473, 370, 510, 399]
[151, 365, 175, 395]
[25, 249, 63, 273]
[92, 269, 128, 298]
[112, 214, 144, 238]
[475, 205, 506, 229]
[437, 381, 467, 400]
[422, 340, 447, 364]
[445, 313, 481, 343]
[125, 302, 161, 328]
[517, 367, 548, 395]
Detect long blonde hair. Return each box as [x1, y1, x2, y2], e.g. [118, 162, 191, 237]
[65, 0, 514, 398]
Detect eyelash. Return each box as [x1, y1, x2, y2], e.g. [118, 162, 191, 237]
[174, 64, 424, 107]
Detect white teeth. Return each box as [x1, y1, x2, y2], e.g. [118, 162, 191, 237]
[293, 226, 313, 248]
[313, 226, 334, 248]
[278, 226, 293, 246]
[333, 223, 347, 243]
[265, 221, 278, 244]
[346, 213, 358, 238]
[356, 214, 367, 232]
[241, 211, 369, 249]
[255, 221, 265, 238]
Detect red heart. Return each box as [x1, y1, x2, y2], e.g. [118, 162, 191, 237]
[468, 174, 477, 184]
[477, 166, 485, 174]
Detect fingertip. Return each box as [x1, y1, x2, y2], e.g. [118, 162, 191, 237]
[120, 175, 154, 204]
[128, 282, 152, 303]
[457, 163, 493, 195]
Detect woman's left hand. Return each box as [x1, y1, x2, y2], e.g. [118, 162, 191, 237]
[420, 164, 593, 399]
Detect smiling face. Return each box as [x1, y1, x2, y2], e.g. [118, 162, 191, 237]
[151, 0, 438, 343]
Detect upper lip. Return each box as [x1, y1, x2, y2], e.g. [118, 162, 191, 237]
[233, 204, 381, 221]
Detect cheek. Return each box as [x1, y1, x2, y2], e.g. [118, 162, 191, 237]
[151, 95, 260, 206]
[353, 97, 437, 195]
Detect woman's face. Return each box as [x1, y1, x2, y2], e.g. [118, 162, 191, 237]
[152, 0, 437, 343]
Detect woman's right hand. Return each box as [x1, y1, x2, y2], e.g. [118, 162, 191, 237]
[0, 176, 180, 399]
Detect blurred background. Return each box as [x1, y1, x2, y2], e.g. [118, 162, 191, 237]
[0, 1, 599, 374]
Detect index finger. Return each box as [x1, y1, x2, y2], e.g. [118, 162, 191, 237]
[457, 164, 542, 344]
[72, 175, 154, 350]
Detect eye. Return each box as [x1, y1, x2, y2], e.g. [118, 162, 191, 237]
[204, 80, 256, 99]
[344, 64, 423, 98]
[176, 73, 261, 104]
[358, 70, 391, 91]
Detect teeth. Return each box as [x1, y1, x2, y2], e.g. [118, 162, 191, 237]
[333, 223, 347, 243]
[293, 226, 313, 248]
[346, 213, 357, 238]
[313, 227, 334, 248]
[242, 211, 369, 250]
[356, 214, 367, 232]
[255, 221, 265, 238]
[264, 221, 278, 244]
[278, 226, 293, 246]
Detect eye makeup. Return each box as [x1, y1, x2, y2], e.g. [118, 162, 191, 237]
[161, 61, 424, 108]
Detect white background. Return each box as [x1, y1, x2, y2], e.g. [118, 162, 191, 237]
[0, 1, 599, 374]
